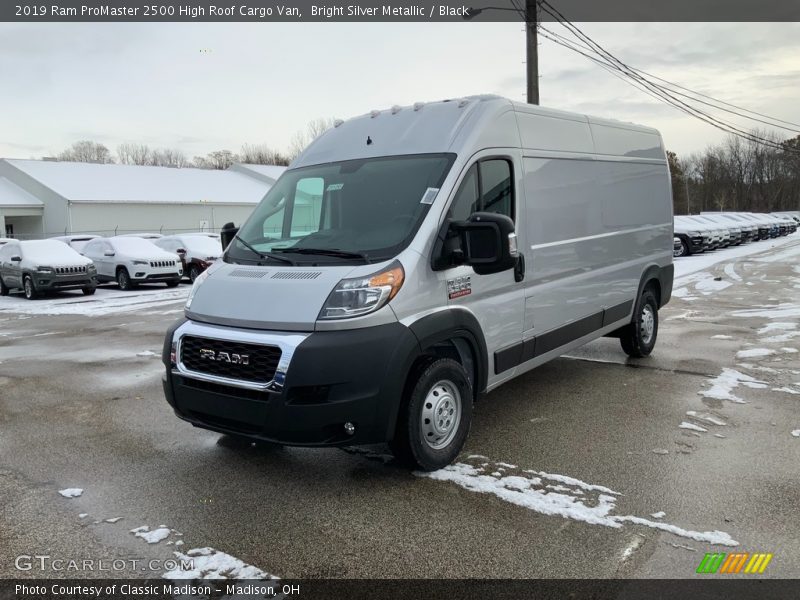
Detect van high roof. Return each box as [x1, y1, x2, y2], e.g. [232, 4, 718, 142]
[293, 94, 664, 168]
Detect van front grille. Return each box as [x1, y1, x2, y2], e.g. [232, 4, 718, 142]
[180, 335, 281, 384]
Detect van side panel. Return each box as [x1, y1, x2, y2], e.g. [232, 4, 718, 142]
[516, 113, 672, 356]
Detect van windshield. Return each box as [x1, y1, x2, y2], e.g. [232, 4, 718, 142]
[227, 153, 455, 265]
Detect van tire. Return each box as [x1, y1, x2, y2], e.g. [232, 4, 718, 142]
[620, 288, 658, 358]
[82, 287, 96, 296]
[389, 357, 473, 471]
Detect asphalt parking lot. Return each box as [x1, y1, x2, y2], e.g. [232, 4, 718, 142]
[1, 237, 799, 580]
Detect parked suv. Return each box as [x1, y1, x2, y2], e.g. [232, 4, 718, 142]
[0, 239, 97, 300]
[82, 236, 182, 290]
[155, 234, 222, 282]
[50, 234, 101, 253]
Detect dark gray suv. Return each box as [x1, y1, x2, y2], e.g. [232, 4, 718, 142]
[0, 239, 97, 300]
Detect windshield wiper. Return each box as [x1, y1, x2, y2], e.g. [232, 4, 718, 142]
[234, 237, 295, 265]
[272, 247, 370, 263]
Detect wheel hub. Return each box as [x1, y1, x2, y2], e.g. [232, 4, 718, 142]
[420, 380, 462, 450]
[641, 305, 655, 344]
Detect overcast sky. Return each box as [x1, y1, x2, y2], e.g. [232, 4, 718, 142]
[1, 22, 798, 161]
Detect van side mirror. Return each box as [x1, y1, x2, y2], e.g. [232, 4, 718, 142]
[11, 256, 21, 262]
[220, 222, 238, 250]
[459, 213, 518, 275]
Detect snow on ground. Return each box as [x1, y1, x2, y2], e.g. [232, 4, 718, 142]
[679, 421, 708, 433]
[419, 459, 738, 546]
[732, 304, 800, 320]
[711, 334, 733, 340]
[673, 235, 797, 281]
[723, 263, 742, 282]
[58, 488, 83, 498]
[164, 547, 276, 580]
[130, 525, 172, 544]
[0, 285, 189, 317]
[699, 368, 765, 403]
[792, 430, 800, 438]
[736, 348, 776, 359]
[685, 411, 726, 426]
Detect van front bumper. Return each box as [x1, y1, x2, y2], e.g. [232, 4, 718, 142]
[162, 318, 419, 446]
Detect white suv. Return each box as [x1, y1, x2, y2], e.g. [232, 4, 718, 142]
[82, 236, 182, 290]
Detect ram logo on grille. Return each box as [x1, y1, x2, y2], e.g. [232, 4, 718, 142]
[199, 348, 250, 365]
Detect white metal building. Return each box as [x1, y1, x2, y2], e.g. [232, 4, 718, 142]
[0, 159, 285, 239]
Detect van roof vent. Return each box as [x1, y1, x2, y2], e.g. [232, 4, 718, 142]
[370, 110, 380, 118]
[334, 118, 344, 127]
[413, 102, 425, 111]
[458, 99, 470, 108]
[391, 105, 402, 114]
[271, 271, 322, 280]
[228, 269, 268, 279]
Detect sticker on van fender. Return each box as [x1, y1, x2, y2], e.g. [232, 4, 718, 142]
[447, 275, 471, 299]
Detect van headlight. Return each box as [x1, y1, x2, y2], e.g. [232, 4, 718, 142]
[319, 261, 405, 320]
[185, 267, 210, 309]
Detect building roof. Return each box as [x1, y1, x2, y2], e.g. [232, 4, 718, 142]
[0, 176, 44, 208]
[229, 163, 286, 184]
[1, 159, 277, 205]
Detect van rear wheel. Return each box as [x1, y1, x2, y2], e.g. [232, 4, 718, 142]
[389, 357, 473, 471]
[620, 288, 658, 358]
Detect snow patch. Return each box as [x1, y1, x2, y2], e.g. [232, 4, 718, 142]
[105, 517, 123, 523]
[418, 460, 737, 546]
[130, 525, 171, 544]
[711, 335, 733, 340]
[791, 430, 800, 438]
[650, 511, 666, 519]
[773, 387, 800, 395]
[58, 488, 83, 498]
[686, 411, 726, 426]
[136, 350, 157, 357]
[163, 547, 275, 580]
[679, 421, 708, 433]
[736, 348, 775, 359]
[723, 263, 742, 282]
[700, 368, 764, 403]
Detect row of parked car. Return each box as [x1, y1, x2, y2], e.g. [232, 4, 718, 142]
[0, 232, 223, 300]
[673, 211, 799, 258]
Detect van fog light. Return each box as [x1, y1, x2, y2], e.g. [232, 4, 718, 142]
[344, 422, 356, 436]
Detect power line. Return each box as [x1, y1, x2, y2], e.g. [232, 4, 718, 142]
[538, 24, 800, 135]
[535, 0, 798, 153]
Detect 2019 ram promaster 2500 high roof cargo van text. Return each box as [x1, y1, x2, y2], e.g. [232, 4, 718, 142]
[162, 95, 674, 470]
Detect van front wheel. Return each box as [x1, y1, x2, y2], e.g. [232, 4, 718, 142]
[389, 357, 473, 471]
[620, 288, 658, 358]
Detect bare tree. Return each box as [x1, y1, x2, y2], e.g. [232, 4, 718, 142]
[117, 143, 152, 165]
[58, 140, 114, 164]
[240, 143, 290, 166]
[151, 148, 190, 168]
[193, 150, 239, 170]
[288, 118, 336, 160]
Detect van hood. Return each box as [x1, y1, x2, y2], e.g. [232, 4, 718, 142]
[185, 262, 360, 331]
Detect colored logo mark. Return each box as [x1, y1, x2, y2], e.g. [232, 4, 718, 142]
[696, 552, 773, 574]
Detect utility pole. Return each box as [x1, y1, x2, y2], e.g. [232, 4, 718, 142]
[526, 0, 539, 104]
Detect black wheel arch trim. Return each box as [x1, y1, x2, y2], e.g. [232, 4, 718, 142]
[407, 308, 489, 396]
[637, 263, 673, 309]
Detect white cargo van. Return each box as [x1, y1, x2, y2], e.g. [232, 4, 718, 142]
[162, 95, 673, 470]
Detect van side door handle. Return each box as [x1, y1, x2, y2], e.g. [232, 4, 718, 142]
[514, 253, 525, 282]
